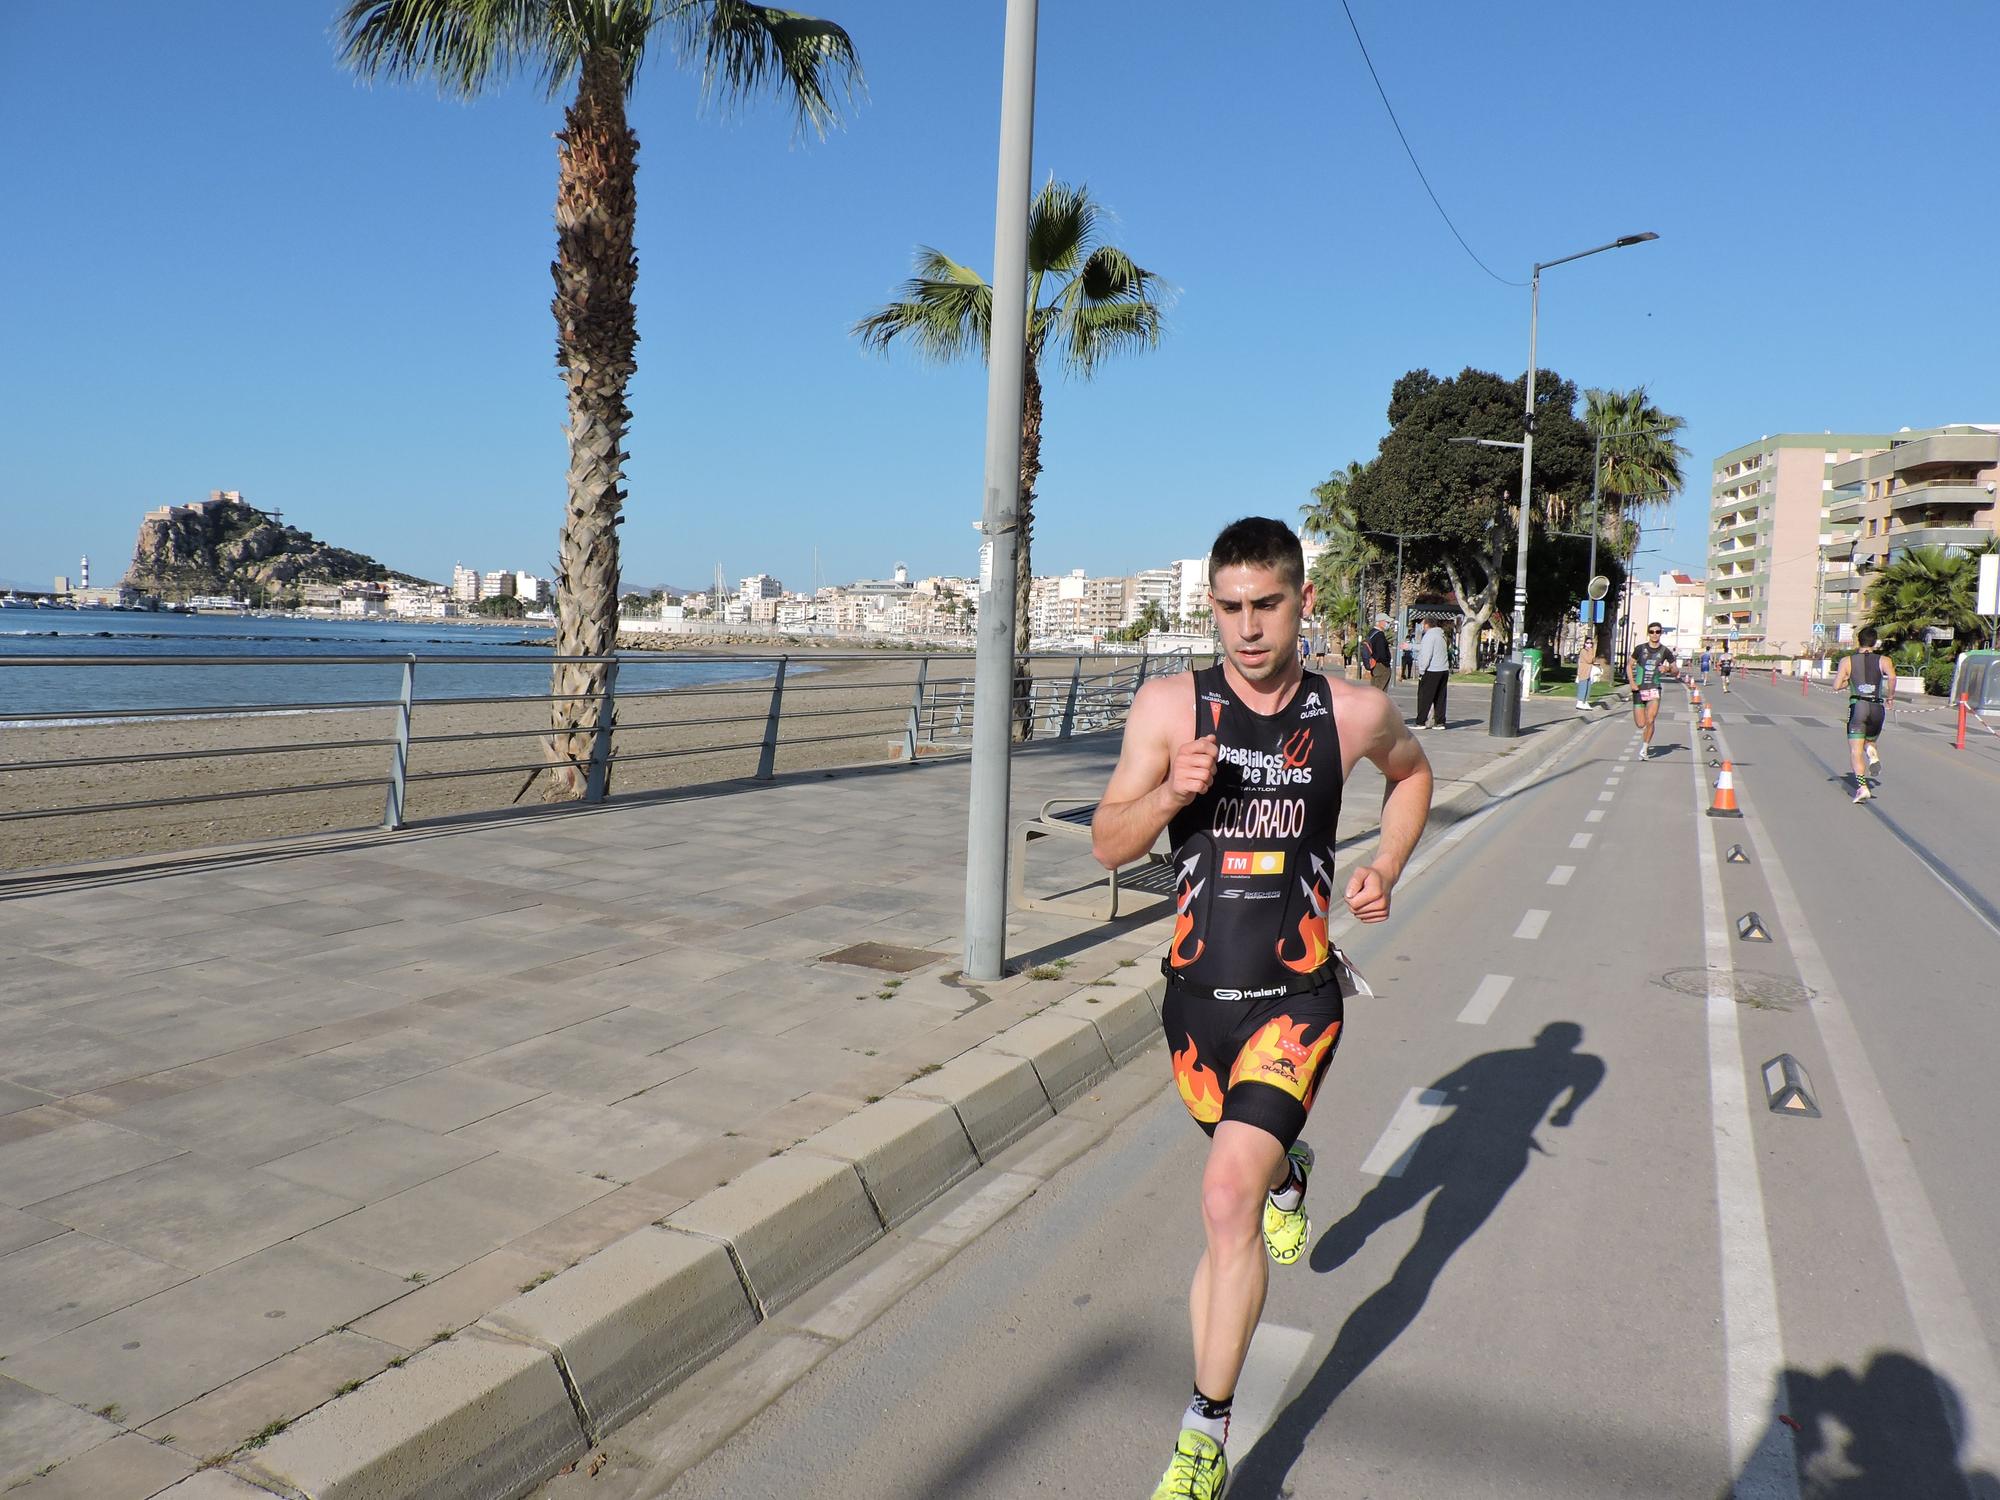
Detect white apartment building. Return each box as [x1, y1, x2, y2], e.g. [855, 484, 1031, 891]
[738, 573, 783, 601]
[1173, 557, 1209, 624]
[481, 569, 515, 599]
[1624, 571, 1706, 659]
[512, 572, 549, 606]
[451, 564, 480, 602]
[1133, 567, 1176, 624]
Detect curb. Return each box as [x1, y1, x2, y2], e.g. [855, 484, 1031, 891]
[203, 971, 1171, 1500]
[239, 1328, 585, 1500]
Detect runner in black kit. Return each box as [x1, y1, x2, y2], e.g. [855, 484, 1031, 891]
[1833, 625, 1895, 802]
[1629, 624, 1679, 759]
[1093, 518, 1433, 1500]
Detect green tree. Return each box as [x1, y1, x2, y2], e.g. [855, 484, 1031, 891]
[854, 179, 1168, 739]
[1348, 367, 1594, 667]
[1866, 545, 1983, 647]
[475, 594, 527, 619]
[338, 0, 861, 799]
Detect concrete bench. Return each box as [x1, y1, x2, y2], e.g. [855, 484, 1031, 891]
[1008, 797, 1174, 921]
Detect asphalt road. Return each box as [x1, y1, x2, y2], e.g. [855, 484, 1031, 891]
[559, 675, 2000, 1499]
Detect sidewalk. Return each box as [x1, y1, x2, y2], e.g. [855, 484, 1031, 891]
[0, 690, 1591, 1499]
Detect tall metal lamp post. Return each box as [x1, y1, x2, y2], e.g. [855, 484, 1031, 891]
[963, 0, 1039, 982]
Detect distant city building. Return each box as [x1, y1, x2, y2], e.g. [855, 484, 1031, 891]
[1627, 571, 1706, 659]
[481, 569, 516, 600]
[738, 573, 783, 600]
[452, 564, 481, 602]
[1822, 424, 1999, 642]
[52, 575, 70, 595]
[1706, 433, 1892, 654]
[1173, 557, 1209, 624]
[512, 572, 550, 606]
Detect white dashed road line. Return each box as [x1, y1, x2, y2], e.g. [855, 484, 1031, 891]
[1360, 1088, 1450, 1177]
[1585, 810, 1604, 823]
[1547, 865, 1574, 886]
[1570, 833, 1593, 849]
[1513, 909, 1549, 939]
[1597, 791, 1616, 802]
[1456, 973, 1513, 1026]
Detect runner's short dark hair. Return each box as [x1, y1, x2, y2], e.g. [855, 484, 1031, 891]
[1858, 626, 1878, 648]
[1208, 517, 1304, 591]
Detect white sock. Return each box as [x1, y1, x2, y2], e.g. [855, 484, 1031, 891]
[1184, 1389, 1231, 1445]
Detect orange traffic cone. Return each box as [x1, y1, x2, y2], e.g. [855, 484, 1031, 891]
[1707, 760, 1742, 818]
[1701, 704, 1716, 732]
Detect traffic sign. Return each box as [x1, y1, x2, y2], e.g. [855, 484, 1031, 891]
[1812, 622, 1826, 637]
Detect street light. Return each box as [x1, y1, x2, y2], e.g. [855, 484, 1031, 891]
[1361, 528, 1438, 656]
[1498, 230, 1658, 736]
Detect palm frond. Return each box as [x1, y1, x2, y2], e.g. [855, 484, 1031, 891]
[1026, 179, 1096, 276]
[1053, 247, 1167, 377]
[336, 0, 550, 97]
[679, 1, 862, 137]
[851, 248, 992, 363]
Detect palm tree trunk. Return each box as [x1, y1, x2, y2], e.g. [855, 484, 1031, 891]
[544, 47, 640, 802]
[1011, 361, 1043, 743]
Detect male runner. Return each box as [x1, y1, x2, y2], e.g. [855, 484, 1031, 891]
[1699, 646, 1713, 686]
[1718, 646, 1734, 693]
[1832, 626, 1895, 802]
[1093, 517, 1433, 1500]
[1629, 623, 1678, 759]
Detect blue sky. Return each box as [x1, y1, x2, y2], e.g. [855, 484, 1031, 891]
[4, 0, 1997, 595]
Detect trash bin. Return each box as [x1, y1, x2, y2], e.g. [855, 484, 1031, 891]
[1520, 648, 1544, 698]
[1489, 660, 1522, 737]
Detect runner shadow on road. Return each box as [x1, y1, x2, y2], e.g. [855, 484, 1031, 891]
[1726, 1353, 2000, 1500]
[1227, 1022, 1605, 1498]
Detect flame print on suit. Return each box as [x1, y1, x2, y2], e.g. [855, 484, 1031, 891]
[1228, 1015, 1338, 1104]
[1173, 1039, 1224, 1123]
[1282, 727, 1313, 769]
[1277, 850, 1333, 974]
[1169, 852, 1206, 969]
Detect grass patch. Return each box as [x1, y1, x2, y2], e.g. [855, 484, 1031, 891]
[1117, 958, 1137, 968]
[333, 1378, 365, 1397]
[430, 1329, 454, 1345]
[405, 1271, 427, 1284]
[239, 1417, 290, 1451]
[519, 1271, 556, 1294]
[385, 1356, 407, 1370]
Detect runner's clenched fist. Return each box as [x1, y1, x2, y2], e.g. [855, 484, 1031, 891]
[1165, 734, 1219, 808]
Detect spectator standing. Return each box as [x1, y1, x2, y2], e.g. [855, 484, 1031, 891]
[1574, 634, 1597, 712]
[1364, 615, 1393, 692]
[1400, 633, 1415, 682]
[1414, 619, 1451, 726]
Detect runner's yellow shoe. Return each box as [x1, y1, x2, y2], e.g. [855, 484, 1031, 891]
[1262, 1141, 1314, 1265]
[1151, 1428, 1228, 1499]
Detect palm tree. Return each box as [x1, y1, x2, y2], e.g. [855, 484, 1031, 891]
[1582, 386, 1688, 655]
[1301, 461, 1373, 625]
[1583, 387, 1689, 526]
[1867, 545, 1982, 646]
[854, 179, 1167, 739]
[338, 1, 861, 800]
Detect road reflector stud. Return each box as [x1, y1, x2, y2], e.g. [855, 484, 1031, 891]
[1737, 911, 1772, 942]
[1708, 761, 1743, 818]
[1762, 1054, 1821, 1118]
[1726, 844, 1750, 864]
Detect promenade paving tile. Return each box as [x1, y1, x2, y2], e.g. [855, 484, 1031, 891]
[28, 1158, 356, 1274]
[0, 696, 1588, 1484]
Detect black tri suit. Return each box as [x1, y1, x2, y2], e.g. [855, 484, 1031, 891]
[1161, 664, 1355, 1148]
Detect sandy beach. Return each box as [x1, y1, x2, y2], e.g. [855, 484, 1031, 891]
[0, 647, 1158, 873]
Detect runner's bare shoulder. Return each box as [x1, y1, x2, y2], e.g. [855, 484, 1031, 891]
[1128, 670, 1197, 744]
[1323, 673, 1395, 740]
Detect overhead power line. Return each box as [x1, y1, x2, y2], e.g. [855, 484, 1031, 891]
[1336, 0, 1527, 289]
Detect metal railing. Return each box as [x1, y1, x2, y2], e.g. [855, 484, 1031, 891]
[0, 648, 1191, 863]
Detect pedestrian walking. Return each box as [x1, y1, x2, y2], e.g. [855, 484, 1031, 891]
[1400, 634, 1415, 682]
[1574, 634, 1597, 712]
[1414, 618, 1451, 727]
[1091, 517, 1433, 1500]
[1363, 614, 1393, 693]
